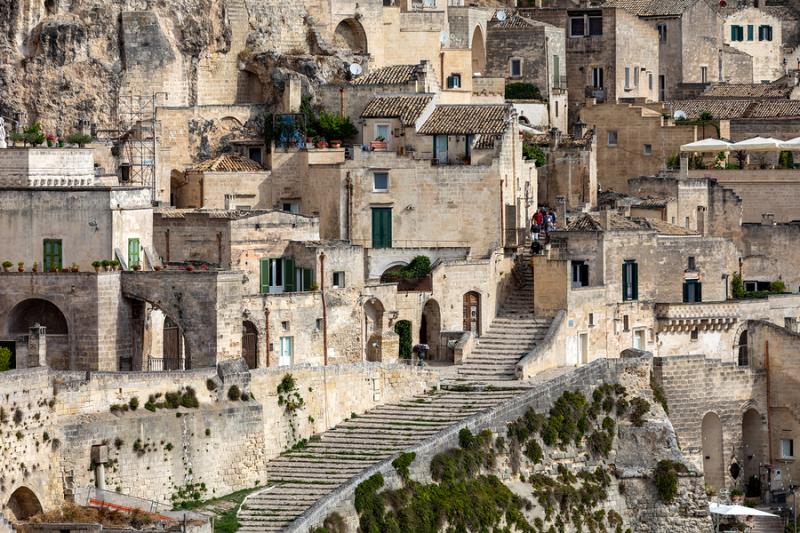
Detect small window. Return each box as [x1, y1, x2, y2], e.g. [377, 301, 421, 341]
[447, 74, 462, 89]
[759, 25, 773, 41]
[690, 328, 698, 341]
[569, 16, 586, 37]
[588, 313, 594, 326]
[572, 260, 589, 287]
[376, 124, 390, 141]
[683, 280, 702, 303]
[747, 24, 754, 41]
[510, 58, 522, 78]
[731, 25, 744, 42]
[657, 23, 667, 43]
[282, 201, 300, 213]
[633, 328, 646, 350]
[555, 101, 559, 117]
[623, 315, 630, 332]
[281, 321, 290, 331]
[622, 260, 638, 301]
[373, 172, 389, 192]
[687, 256, 696, 271]
[588, 15, 602, 36]
[648, 72, 653, 91]
[624, 67, 631, 90]
[634, 66, 640, 88]
[332, 271, 346, 288]
[607, 130, 618, 146]
[316, 318, 323, 331]
[592, 67, 604, 88]
[781, 438, 795, 459]
[248, 147, 262, 165]
[700, 66, 708, 84]
[685, 216, 690, 228]
[643, 144, 652, 155]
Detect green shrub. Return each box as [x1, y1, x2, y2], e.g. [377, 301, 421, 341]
[650, 374, 669, 415]
[0, 347, 12, 371]
[771, 280, 787, 293]
[522, 143, 547, 167]
[732, 272, 745, 299]
[653, 460, 687, 503]
[629, 398, 650, 427]
[392, 452, 416, 482]
[505, 82, 542, 100]
[23, 122, 46, 146]
[66, 132, 93, 147]
[227, 385, 241, 401]
[317, 111, 357, 142]
[383, 256, 433, 280]
[128, 397, 139, 411]
[394, 320, 412, 358]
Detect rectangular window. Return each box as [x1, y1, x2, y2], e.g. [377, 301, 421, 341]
[376, 124, 390, 141]
[781, 438, 795, 459]
[447, 74, 462, 89]
[43, 239, 63, 272]
[687, 256, 696, 271]
[657, 23, 667, 43]
[747, 24, 754, 41]
[279, 336, 294, 367]
[553, 55, 560, 87]
[592, 67, 604, 88]
[648, 73, 653, 91]
[634, 66, 640, 87]
[259, 258, 293, 294]
[282, 201, 299, 213]
[572, 260, 589, 288]
[643, 144, 652, 155]
[588, 313, 594, 326]
[625, 67, 631, 89]
[588, 15, 602, 35]
[701, 66, 708, 84]
[691, 328, 698, 340]
[332, 271, 346, 288]
[316, 318, 323, 331]
[569, 16, 585, 37]
[759, 25, 773, 41]
[248, 147, 262, 165]
[623, 315, 630, 332]
[622, 260, 638, 301]
[510, 58, 522, 77]
[578, 332, 589, 364]
[371, 207, 392, 249]
[128, 238, 141, 269]
[683, 280, 702, 303]
[633, 328, 646, 350]
[373, 171, 389, 192]
[731, 25, 744, 42]
[607, 130, 618, 146]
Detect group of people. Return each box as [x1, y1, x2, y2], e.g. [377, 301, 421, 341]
[530, 207, 557, 254]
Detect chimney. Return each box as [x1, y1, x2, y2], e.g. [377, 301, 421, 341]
[598, 209, 613, 230]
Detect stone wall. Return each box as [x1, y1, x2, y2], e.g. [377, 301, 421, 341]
[0, 149, 95, 187]
[741, 223, 800, 292]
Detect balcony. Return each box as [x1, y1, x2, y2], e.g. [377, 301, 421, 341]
[585, 86, 606, 103]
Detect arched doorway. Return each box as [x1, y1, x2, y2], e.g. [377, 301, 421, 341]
[463, 292, 481, 336]
[421, 299, 443, 361]
[736, 330, 748, 367]
[702, 412, 725, 491]
[364, 298, 385, 362]
[394, 320, 412, 360]
[334, 19, 368, 53]
[471, 26, 486, 76]
[6, 298, 69, 369]
[242, 321, 258, 369]
[742, 408, 764, 494]
[6, 486, 43, 520]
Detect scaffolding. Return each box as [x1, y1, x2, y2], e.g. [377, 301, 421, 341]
[117, 93, 159, 201]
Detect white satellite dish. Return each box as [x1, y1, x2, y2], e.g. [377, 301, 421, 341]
[349, 63, 363, 76]
[496, 10, 507, 21]
[674, 110, 687, 120]
[439, 31, 449, 45]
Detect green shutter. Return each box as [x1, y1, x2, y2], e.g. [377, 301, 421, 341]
[730, 26, 736, 41]
[631, 262, 638, 300]
[622, 263, 628, 301]
[697, 282, 702, 303]
[43, 239, 63, 271]
[683, 282, 689, 303]
[128, 238, 140, 268]
[303, 268, 313, 291]
[284, 258, 296, 292]
[747, 24, 753, 41]
[372, 208, 392, 249]
[259, 259, 270, 294]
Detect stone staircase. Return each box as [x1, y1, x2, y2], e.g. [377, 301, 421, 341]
[749, 514, 784, 533]
[454, 251, 551, 383]
[237, 386, 527, 532]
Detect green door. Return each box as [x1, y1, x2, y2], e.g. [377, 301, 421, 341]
[43, 239, 62, 272]
[128, 238, 141, 269]
[371, 208, 392, 249]
[259, 259, 270, 294]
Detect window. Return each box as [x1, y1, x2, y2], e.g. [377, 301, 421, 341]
[685, 216, 690, 228]
[730, 25, 744, 42]
[376, 124, 390, 141]
[781, 438, 794, 459]
[128, 238, 141, 269]
[259, 258, 297, 294]
[687, 256, 696, 271]
[588, 14, 602, 35]
[43, 239, 63, 272]
[622, 260, 638, 301]
[633, 328, 646, 350]
[690, 328, 698, 341]
[569, 12, 602, 37]
[624, 67, 631, 90]
[282, 201, 299, 213]
[623, 315, 630, 332]
[759, 25, 773, 41]
[332, 271, 346, 288]
[578, 332, 589, 364]
[747, 24, 754, 41]
[569, 16, 585, 37]
[510, 58, 522, 78]
[657, 23, 667, 43]
[738, 330, 749, 366]
[572, 260, 589, 288]
[552, 55, 560, 86]
[648, 72, 653, 91]
[555, 101, 559, 117]
[281, 321, 290, 331]
[634, 66, 640, 88]
[316, 318, 323, 331]
[447, 74, 462, 89]
[643, 144, 652, 155]
[607, 130, 618, 146]
[592, 67, 604, 88]
[683, 280, 702, 303]
[279, 336, 294, 366]
[373, 172, 389, 192]
[700, 66, 708, 84]
[589, 313, 595, 326]
[248, 147, 262, 165]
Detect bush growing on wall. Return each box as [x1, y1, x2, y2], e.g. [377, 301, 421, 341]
[505, 83, 542, 100]
[0, 347, 12, 371]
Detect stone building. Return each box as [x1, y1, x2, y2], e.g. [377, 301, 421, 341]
[529, 131, 598, 210]
[171, 153, 269, 209]
[724, 7, 784, 82]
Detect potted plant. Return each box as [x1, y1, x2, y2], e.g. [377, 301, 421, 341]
[730, 488, 745, 504]
[153, 265, 162, 272]
[330, 140, 342, 148]
[57, 137, 64, 148]
[46, 133, 56, 148]
[9, 132, 24, 147]
[132, 264, 142, 271]
[92, 261, 101, 273]
[66, 132, 93, 148]
[110, 260, 120, 271]
[317, 138, 328, 149]
[49, 264, 58, 273]
[101, 259, 110, 271]
[71, 263, 80, 272]
[32, 262, 39, 273]
[317, 111, 357, 149]
[17, 262, 24, 272]
[370, 136, 388, 150]
[185, 264, 195, 272]
[2, 261, 12, 272]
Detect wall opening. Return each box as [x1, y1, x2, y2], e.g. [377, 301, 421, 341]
[471, 26, 486, 76]
[463, 291, 481, 336]
[6, 486, 43, 520]
[421, 299, 443, 361]
[334, 19, 368, 54]
[741, 408, 764, 494]
[364, 298, 385, 362]
[6, 298, 69, 369]
[242, 320, 259, 369]
[394, 319, 412, 360]
[702, 411, 725, 491]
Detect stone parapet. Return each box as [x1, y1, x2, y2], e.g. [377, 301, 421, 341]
[0, 148, 96, 187]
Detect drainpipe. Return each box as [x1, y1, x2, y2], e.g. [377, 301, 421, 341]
[500, 178, 505, 248]
[320, 252, 329, 366]
[766, 339, 773, 464]
[345, 172, 353, 241]
[339, 88, 344, 117]
[264, 307, 271, 367]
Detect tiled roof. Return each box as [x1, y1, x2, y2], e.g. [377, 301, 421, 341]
[188, 153, 264, 172]
[489, 13, 549, 29]
[605, 0, 697, 16]
[361, 96, 433, 125]
[567, 214, 604, 231]
[417, 105, 511, 135]
[156, 208, 263, 220]
[474, 134, 500, 150]
[636, 217, 697, 235]
[746, 100, 800, 119]
[669, 99, 800, 120]
[352, 65, 418, 86]
[566, 212, 694, 234]
[633, 197, 674, 208]
[702, 83, 792, 99]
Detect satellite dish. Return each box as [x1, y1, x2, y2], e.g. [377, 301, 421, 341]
[496, 10, 507, 21]
[349, 63, 363, 76]
[439, 31, 449, 45]
[674, 110, 687, 120]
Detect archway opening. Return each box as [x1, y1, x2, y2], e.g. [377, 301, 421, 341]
[742, 408, 764, 496]
[421, 299, 443, 361]
[334, 19, 368, 54]
[6, 298, 69, 369]
[242, 320, 259, 369]
[394, 320, 412, 360]
[364, 298, 385, 362]
[379, 263, 407, 283]
[702, 411, 725, 492]
[463, 292, 481, 336]
[7, 486, 43, 521]
[737, 330, 749, 367]
[471, 26, 486, 76]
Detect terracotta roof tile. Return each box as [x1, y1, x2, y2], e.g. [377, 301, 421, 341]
[566, 214, 604, 231]
[189, 153, 264, 172]
[636, 217, 697, 235]
[633, 197, 674, 208]
[489, 13, 550, 29]
[417, 104, 511, 135]
[668, 99, 752, 119]
[702, 83, 792, 99]
[360, 96, 433, 125]
[352, 65, 418, 86]
[746, 100, 800, 119]
[605, 0, 698, 16]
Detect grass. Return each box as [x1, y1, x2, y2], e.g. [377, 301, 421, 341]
[190, 486, 263, 533]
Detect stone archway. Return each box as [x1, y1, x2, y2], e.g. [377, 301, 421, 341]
[421, 299, 443, 361]
[471, 26, 486, 76]
[242, 320, 258, 369]
[6, 298, 70, 369]
[742, 408, 764, 493]
[334, 18, 368, 53]
[6, 486, 43, 520]
[702, 411, 725, 491]
[364, 298, 385, 362]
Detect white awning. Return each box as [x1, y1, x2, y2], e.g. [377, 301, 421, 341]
[779, 136, 800, 151]
[709, 502, 779, 517]
[731, 137, 784, 152]
[679, 138, 733, 152]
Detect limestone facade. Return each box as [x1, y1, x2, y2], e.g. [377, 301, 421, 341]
[724, 8, 784, 83]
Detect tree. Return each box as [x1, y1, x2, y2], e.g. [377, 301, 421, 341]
[523, 143, 547, 167]
[505, 83, 542, 100]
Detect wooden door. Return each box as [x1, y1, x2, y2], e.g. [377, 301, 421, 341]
[163, 318, 181, 370]
[242, 322, 258, 369]
[371, 208, 392, 249]
[463, 292, 481, 336]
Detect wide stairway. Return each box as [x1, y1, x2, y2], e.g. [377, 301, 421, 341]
[237, 386, 528, 532]
[455, 251, 551, 383]
[750, 513, 784, 533]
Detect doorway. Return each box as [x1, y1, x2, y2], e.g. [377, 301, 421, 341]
[463, 292, 481, 336]
[242, 321, 258, 369]
[702, 412, 725, 491]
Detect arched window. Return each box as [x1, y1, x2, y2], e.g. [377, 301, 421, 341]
[738, 330, 748, 367]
